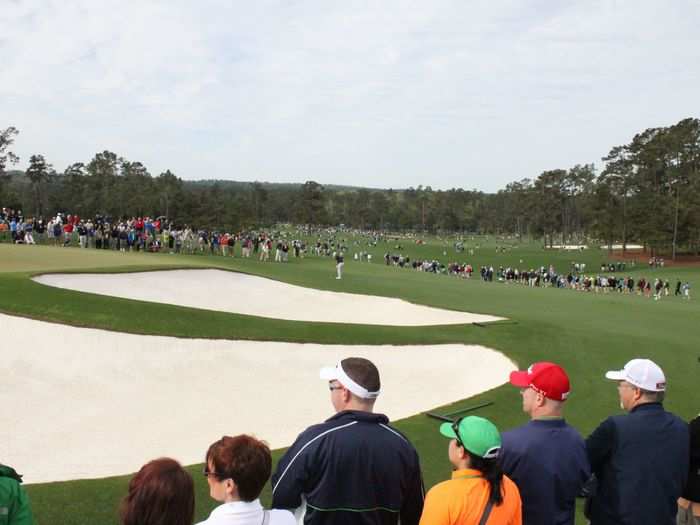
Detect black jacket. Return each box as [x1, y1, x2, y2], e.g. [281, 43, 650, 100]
[682, 415, 700, 501]
[586, 403, 689, 525]
[271, 410, 424, 525]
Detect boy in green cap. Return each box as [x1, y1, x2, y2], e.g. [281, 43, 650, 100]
[420, 416, 522, 525]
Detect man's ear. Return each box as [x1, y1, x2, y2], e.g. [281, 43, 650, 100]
[536, 391, 547, 407]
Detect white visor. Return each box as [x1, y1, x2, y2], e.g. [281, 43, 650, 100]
[320, 361, 380, 399]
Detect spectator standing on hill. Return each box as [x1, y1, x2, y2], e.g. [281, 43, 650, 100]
[0, 464, 34, 525]
[419, 416, 522, 525]
[271, 357, 424, 525]
[586, 359, 689, 525]
[500, 362, 589, 525]
[679, 412, 700, 525]
[62, 221, 73, 246]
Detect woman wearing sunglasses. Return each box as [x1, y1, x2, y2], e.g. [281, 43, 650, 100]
[198, 435, 294, 525]
[420, 416, 522, 525]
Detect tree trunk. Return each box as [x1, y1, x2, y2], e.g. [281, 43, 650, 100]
[622, 192, 627, 254]
[672, 185, 680, 261]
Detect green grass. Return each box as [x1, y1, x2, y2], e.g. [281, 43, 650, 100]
[0, 239, 698, 524]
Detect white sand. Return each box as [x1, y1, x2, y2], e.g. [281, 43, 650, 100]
[548, 245, 588, 250]
[599, 244, 644, 250]
[33, 269, 504, 326]
[0, 313, 516, 483]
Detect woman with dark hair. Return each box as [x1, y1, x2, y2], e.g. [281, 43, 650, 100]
[121, 457, 194, 525]
[420, 416, 522, 525]
[198, 435, 294, 525]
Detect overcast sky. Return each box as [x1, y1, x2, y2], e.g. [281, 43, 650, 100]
[3, 1, 699, 192]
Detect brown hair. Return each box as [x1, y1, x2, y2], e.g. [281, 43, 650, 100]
[206, 435, 271, 502]
[342, 357, 380, 393]
[120, 457, 194, 525]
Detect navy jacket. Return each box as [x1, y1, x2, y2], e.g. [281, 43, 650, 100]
[586, 403, 689, 525]
[500, 418, 590, 525]
[271, 410, 424, 525]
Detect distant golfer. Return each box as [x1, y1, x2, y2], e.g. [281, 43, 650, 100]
[335, 251, 344, 280]
[500, 362, 589, 525]
[270, 357, 424, 525]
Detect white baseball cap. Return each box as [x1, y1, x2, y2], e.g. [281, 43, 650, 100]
[605, 358, 666, 392]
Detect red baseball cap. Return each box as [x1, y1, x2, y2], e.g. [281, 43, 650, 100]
[509, 362, 570, 401]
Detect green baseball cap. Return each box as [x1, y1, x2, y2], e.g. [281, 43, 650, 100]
[439, 416, 501, 459]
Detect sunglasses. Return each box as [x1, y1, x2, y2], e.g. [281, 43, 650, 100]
[202, 467, 231, 481]
[451, 417, 466, 449]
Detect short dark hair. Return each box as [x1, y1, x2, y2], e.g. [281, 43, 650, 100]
[120, 457, 194, 525]
[206, 435, 271, 502]
[342, 357, 380, 393]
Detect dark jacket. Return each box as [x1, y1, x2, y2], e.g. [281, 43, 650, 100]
[501, 418, 590, 525]
[586, 403, 689, 525]
[271, 410, 424, 525]
[682, 415, 700, 501]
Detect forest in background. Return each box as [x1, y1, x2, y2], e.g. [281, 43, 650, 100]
[1, 117, 699, 256]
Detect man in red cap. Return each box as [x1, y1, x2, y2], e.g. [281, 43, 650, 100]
[499, 362, 590, 525]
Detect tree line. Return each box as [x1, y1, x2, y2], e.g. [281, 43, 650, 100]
[1, 117, 698, 256]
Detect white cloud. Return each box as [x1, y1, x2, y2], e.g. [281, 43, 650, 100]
[2, 0, 699, 190]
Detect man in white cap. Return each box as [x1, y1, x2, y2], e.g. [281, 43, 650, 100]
[270, 357, 424, 525]
[586, 358, 689, 525]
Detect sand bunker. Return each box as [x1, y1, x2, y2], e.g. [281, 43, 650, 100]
[599, 244, 644, 250]
[0, 313, 516, 483]
[33, 269, 504, 326]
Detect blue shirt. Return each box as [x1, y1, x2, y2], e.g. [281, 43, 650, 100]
[501, 418, 590, 525]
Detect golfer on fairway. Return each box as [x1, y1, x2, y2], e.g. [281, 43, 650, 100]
[270, 357, 424, 525]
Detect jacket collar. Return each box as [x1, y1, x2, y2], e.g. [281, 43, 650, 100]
[327, 410, 389, 425]
[630, 402, 663, 413]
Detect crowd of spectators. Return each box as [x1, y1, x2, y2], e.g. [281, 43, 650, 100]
[4, 356, 699, 525]
[377, 248, 693, 301]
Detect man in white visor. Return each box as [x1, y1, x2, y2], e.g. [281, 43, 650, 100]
[271, 357, 424, 525]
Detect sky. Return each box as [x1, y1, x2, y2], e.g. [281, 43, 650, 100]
[2, 1, 699, 192]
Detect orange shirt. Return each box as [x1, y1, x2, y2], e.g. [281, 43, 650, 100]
[420, 469, 522, 525]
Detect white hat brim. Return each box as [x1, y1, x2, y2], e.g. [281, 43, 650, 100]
[605, 370, 626, 381]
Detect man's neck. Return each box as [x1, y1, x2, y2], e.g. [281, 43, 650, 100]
[530, 407, 563, 420]
[341, 401, 374, 412]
